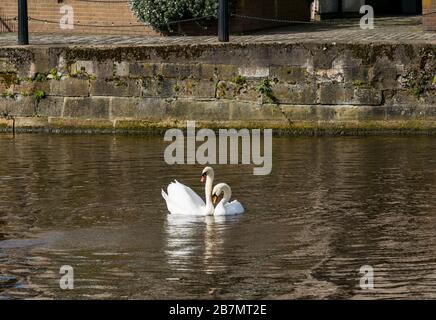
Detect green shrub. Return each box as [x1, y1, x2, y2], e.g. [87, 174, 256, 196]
[129, 0, 219, 32]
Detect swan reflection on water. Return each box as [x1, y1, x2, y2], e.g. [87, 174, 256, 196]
[165, 214, 243, 274]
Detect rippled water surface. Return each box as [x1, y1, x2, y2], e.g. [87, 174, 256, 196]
[0, 134, 435, 299]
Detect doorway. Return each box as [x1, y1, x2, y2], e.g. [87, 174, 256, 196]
[365, 0, 422, 15]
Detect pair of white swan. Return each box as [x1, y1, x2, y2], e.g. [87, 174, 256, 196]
[161, 167, 244, 216]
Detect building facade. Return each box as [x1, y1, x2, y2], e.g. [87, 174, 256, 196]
[0, 0, 310, 35]
[0, 0, 156, 35]
[0, 0, 433, 35]
[423, 0, 436, 30]
[313, 0, 423, 18]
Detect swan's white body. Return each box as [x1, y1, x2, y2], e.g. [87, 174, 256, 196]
[212, 183, 245, 216]
[161, 167, 215, 216]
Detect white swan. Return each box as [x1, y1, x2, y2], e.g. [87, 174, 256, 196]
[161, 167, 215, 216]
[212, 183, 245, 216]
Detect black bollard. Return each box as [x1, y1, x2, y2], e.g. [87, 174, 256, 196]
[218, 0, 229, 42]
[18, 0, 29, 45]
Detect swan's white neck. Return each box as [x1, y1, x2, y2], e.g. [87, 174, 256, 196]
[204, 173, 214, 214]
[219, 184, 231, 206]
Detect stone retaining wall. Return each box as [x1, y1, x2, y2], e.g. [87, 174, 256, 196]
[0, 42, 435, 134]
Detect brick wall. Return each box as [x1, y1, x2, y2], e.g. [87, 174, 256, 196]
[423, 0, 436, 30]
[174, 0, 311, 35]
[231, 0, 311, 33]
[0, 0, 311, 36]
[0, 0, 157, 35]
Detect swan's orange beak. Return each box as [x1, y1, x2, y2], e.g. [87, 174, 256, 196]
[212, 194, 218, 205]
[200, 173, 206, 183]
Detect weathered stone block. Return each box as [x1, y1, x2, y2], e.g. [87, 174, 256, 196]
[12, 80, 43, 96]
[369, 66, 399, 90]
[37, 96, 64, 117]
[142, 78, 176, 97]
[15, 117, 49, 129]
[90, 79, 141, 97]
[0, 118, 13, 129]
[175, 79, 216, 98]
[165, 99, 230, 121]
[238, 66, 270, 78]
[70, 61, 94, 75]
[315, 68, 344, 83]
[0, 59, 17, 73]
[423, 90, 436, 105]
[31, 49, 51, 74]
[93, 60, 113, 79]
[274, 83, 318, 104]
[216, 81, 260, 102]
[7, 77, 49, 97]
[331, 105, 386, 121]
[161, 63, 201, 79]
[319, 83, 382, 105]
[352, 87, 383, 105]
[0, 97, 9, 113]
[229, 102, 284, 121]
[281, 105, 387, 122]
[50, 78, 89, 97]
[129, 62, 162, 78]
[288, 47, 312, 66]
[281, 105, 319, 121]
[49, 117, 114, 131]
[216, 81, 236, 99]
[384, 105, 436, 120]
[0, 82, 8, 94]
[0, 96, 36, 116]
[63, 97, 110, 119]
[393, 45, 416, 65]
[270, 66, 310, 84]
[388, 88, 434, 105]
[319, 83, 346, 105]
[0, 71, 19, 91]
[343, 67, 370, 83]
[114, 119, 176, 132]
[312, 45, 339, 69]
[114, 61, 129, 77]
[383, 90, 419, 107]
[200, 64, 238, 80]
[111, 97, 167, 119]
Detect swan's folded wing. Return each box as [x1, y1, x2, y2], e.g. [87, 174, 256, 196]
[175, 181, 205, 206]
[166, 181, 205, 214]
[225, 200, 245, 215]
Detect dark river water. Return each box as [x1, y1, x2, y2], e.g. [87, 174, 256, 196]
[0, 133, 435, 299]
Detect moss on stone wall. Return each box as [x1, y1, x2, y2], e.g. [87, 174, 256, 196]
[0, 42, 435, 135]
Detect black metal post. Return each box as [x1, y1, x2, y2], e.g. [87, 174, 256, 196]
[18, 0, 29, 45]
[218, 0, 229, 42]
[338, 0, 343, 17]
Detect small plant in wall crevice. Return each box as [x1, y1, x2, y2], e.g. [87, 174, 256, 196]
[256, 78, 278, 104]
[231, 75, 246, 86]
[47, 68, 62, 81]
[34, 90, 46, 102]
[31, 73, 46, 82]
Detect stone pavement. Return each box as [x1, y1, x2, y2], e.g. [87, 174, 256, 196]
[0, 16, 435, 47]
